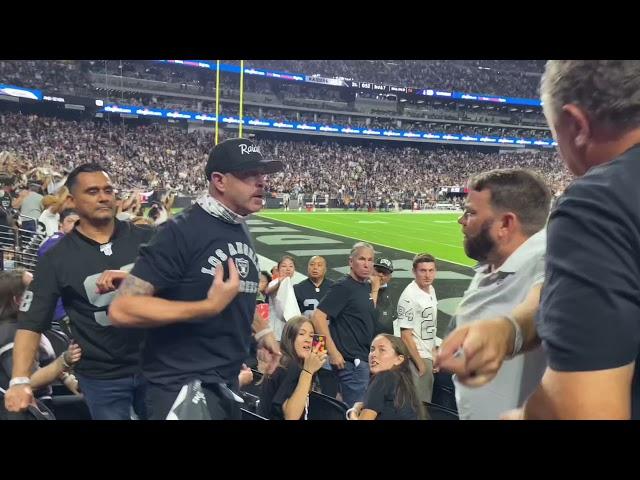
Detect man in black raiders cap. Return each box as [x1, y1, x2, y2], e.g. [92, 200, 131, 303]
[109, 138, 283, 420]
[373, 257, 395, 336]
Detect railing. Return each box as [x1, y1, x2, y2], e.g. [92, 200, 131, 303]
[0, 223, 42, 272]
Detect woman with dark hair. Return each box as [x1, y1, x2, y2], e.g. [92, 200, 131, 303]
[348, 334, 425, 420]
[258, 315, 327, 420]
[0, 270, 82, 409]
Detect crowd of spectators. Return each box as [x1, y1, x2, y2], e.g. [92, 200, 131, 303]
[0, 113, 210, 195]
[84, 92, 551, 141]
[0, 61, 92, 95]
[93, 79, 547, 130]
[0, 112, 569, 202]
[261, 140, 569, 201]
[1, 60, 549, 140]
[228, 59, 544, 98]
[2, 60, 545, 107]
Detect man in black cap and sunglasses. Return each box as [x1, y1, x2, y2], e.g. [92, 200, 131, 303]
[373, 257, 395, 336]
[109, 138, 283, 420]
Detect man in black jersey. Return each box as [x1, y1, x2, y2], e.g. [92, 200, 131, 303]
[294, 256, 334, 318]
[4, 164, 154, 420]
[109, 138, 283, 420]
[294, 256, 338, 397]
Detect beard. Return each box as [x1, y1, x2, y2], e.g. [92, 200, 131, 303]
[463, 219, 496, 262]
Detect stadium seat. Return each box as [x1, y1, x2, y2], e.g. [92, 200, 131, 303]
[241, 369, 263, 397]
[0, 346, 13, 389]
[49, 394, 92, 420]
[0, 388, 56, 420]
[43, 329, 70, 357]
[241, 408, 268, 420]
[431, 371, 458, 413]
[1, 341, 90, 419]
[315, 368, 339, 398]
[51, 317, 73, 340]
[425, 401, 459, 420]
[51, 381, 73, 396]
[238, 390, 260, 413]
[307, 391, 348, 420]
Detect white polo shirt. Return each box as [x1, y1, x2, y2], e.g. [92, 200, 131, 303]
[394, 281, 438, 360]
[452, 229, 547, 420]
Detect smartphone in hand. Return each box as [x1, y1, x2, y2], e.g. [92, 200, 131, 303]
[312, 334, 326, 354]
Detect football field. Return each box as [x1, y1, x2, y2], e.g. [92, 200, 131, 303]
[248, 210, 475, 338]
[258, 211, 473, 267]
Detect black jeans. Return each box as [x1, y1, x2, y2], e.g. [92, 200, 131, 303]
[146, 380, 242, 420]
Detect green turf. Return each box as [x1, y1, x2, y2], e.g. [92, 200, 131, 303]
[142, 207, 183, 215]
[257, 211, 474, 267]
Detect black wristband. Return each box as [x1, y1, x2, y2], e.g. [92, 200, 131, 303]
[302, 368, 312, 376]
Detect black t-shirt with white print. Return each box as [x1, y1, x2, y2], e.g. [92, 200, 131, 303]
[18, 220, 154, 379]
[130, 204, 260, 388]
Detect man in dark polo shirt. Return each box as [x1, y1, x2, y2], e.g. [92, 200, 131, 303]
[437, 61, 640, 420]
[108, 138, 282, 420]
[519, 60, 640, 419]
[312, 242, 380, 407]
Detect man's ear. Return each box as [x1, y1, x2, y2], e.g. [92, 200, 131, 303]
[498, 211, 518, 236]
[67, 192, 76, 210]
[210, 172, 226, 193]
[562, 104, 591, 149]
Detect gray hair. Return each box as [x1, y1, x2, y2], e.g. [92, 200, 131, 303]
[468, 168, 551, 236]
[540, 60, 640, 132]
[308, 255, 326, 266]
[350, 241, 374, 259]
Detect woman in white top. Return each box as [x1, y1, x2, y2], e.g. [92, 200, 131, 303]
[265, 256, 299, 341]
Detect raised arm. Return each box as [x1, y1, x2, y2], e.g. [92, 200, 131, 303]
[311, 308, 344, 369]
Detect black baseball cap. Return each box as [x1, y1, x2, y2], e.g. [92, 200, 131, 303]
[204, 138, 283, 181]
[374, 257, 394, 273]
